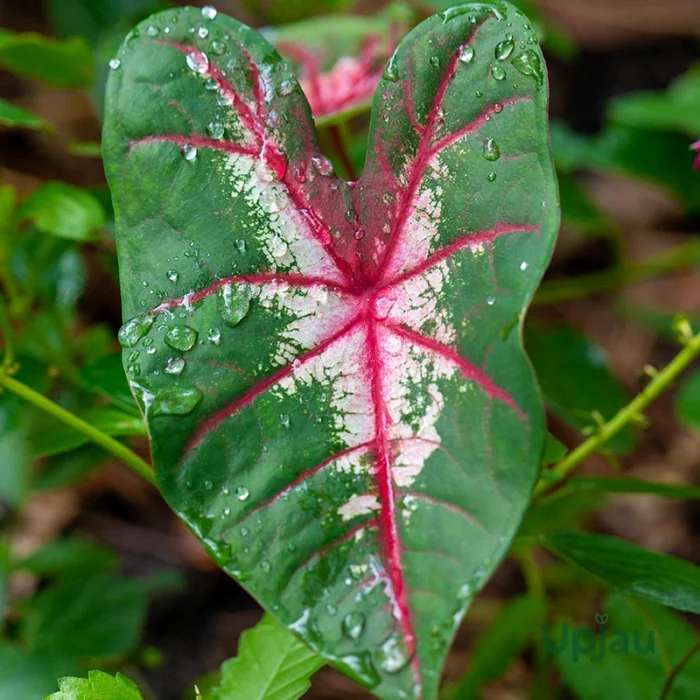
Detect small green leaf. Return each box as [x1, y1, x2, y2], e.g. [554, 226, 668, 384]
[0, 647, 81, 700]
[67, 141, 102, 157]
[31, 405, 147, 458]
[525, 324, 635, 452]
[676, 368, 700, 432]
[20, 182, 105, 241]
[210, 614, 324, 700]
[17, 537, 119, 577]
[80, 354, 140, 414]
[542, 431, 566, 466]
[542, 531, 700, 614]
[546, 476, 700, 501]
[0, 98, 52, 131]
[445, 596, 545, 699]
[44, 671, 143, 700]
[0, 32, 93, 87]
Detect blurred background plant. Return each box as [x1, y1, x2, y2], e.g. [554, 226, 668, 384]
[1, 1, 700, 699]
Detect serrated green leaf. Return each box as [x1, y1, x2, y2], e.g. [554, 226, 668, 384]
[210, 614, 324, 700]
[0, 32, 93, 88]
[19, 182, 105, 242]
[44, 671, 143, 700]
[676, 368, 700, 432]
[0, 98, 52, 131]
[103, 4, 558, 697]
[542, 531, 700, 614]
[525, 323, 635, 453]
[16, 537, 119, 577]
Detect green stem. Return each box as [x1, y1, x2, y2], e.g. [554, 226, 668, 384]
[0, 372, 156, 486]
[534, 239, 700, 306]
[659, 639, 700, 700]
[534, 329, 700, 498]
[0, 295, 14, 370]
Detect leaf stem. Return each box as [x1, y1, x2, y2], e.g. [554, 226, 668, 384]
[658, 638, 700, 700]
[534, 329, 700, 498]
[534, 239, 700, 306]
[0, 371, 156, 486]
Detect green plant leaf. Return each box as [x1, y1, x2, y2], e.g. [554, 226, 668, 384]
[553, 593, 700, 700]
[0, 32, 93, 88]
[542, 531, 700, 614]
[0, 647, 81, 700]
[0, 98, 52, 131]
[31, 405, 147, 458]
[524, 323, 635, 453]
[80, 353, 140, 414]
[19, 182, 105, 242]
[44, 671, 143, 700]
[544, 476, 700, 501]
[34, 445, 109, 491]
[16, 537, 119, 577]
[676, 368, 700, 432]
[243, 0, 357, 24]
[103, 5, 558, 697]
[557, 171, 614, 237]
[210, 614, 324, 700]
[444, 595, 545, 699]
[542, 431, 566, 466]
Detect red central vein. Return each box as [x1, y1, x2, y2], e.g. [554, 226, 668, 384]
[382, 321, 522, 414]
[366, 316, 420, 681]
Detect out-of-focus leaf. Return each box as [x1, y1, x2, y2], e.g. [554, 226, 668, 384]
[609, 63, 700, 139]
[555, 593, 700, 700]
[210, 614, 324, 700]
[17, 537, 119, 577]
[0, 647, 81, 700]
[31, 405, 147, 458]
[445, 596, 545, 699]
[80, 354, 139, 414]
[34, 445, 108, 491]
[542, 531, 700, 614]
[520, 492, 603, 537]
[0, 98, 52, 131]
[616, 303, 700, 342]
[525, 324, 634, 453]
[67, 141, 102, 157]
[0, 539, 10, 624]
[244, 0, 356, 24]
[19, 182, 105, 242]
[0, 32, 93, 88]
[546, 476, 700, 501]
[44, 671, 143, 700]
[676, 369, 700, 432]
[558, 171, 613, 236]
[21, 572, 180, 659]
[542, 431, 567, 466]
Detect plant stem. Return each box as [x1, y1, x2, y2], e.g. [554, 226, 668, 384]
[0, 371, 156, 486]
[534, 239, 700, 306]
[328, 125, 358, 181]
[0, 295, 14, 370]
[534, 329, 700, 498]
[659, 639, 700, 700]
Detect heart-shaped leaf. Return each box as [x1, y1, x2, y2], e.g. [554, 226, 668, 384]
[103, 3, 558, 698]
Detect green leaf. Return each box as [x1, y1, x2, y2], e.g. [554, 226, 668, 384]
[676, 368, 700, 432]
[542, 431, 566, 466]
[67, 141, 102, 157]
[0, 98, 52, 131]
[103, 5, 558, 698]
[0, 646, 81, 700]
[33, 445, 108, 491]
[16, 537, 119, 577]
[444, 596, 545, 699]
[557, 171, 614, 237]
[80, 353, 140, 414]
[210, 614, 324, 700]
[0, 32, 93, 88]
[45, 671, 143, 700]
[525, 324, 635, 453]
[21, 572, 178, 659]
[545, 476, 700, 501]
[19, 182, 105, 242]
[31, 405, 147, 458]
[554, 593, 700, 700]
[541, 531, 700, 614]
[244, 0, 357, 24]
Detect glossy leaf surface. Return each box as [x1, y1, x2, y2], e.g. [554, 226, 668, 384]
[104, 4, 558, 697]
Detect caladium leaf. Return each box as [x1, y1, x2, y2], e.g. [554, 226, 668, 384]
[103, 3, 558, 698]
[268, 7, 412, 123]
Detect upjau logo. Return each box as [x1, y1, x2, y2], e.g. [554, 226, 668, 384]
[543, 613, 656, 662]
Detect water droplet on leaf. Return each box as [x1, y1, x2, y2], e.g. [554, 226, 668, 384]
[109, 58, 121, 70]
[146, 25, 159, 37]
[311, 155, 333, 176]
[459, 46, 475, 64]
[491, 65, 506, 81]
[511, 49, 544, 89]
[430, 56, 439, 67]
[342, 612, 365, 640]
[201, 5, 217, 19]
[207, 328, 221, 344]
[278, 80, 294, 96]
[165, 325, 198, 351]
[375, 633, 411, 673]
[487, 296, 495, 306]
[186, 51, 209, 74]
[520, 261, 529, 271]
[235, 239, 246, 253]
[217, 283, 252, 327]
[236, 486, 250, 501]
[165, 357, 186, 375]
[261, 560, 271, 572]
[206, 121, 225, 139]
[495, 39, 515, 61]
[181, 144, 198, 161]
[384, 55, 399, 82]
[482, 139, 500, 161]
[487, 172, 497, 182]
[279, 413, 290, 428]
[211, 40, 225, 55]
[197, 26, 209, 39]
[167, 269, 179, 282]
[118, 315, 154, 348]
[149, 386, 203, 417]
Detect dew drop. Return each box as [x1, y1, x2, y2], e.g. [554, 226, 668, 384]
[146, 24, 159, 37]
[511, 49, 544, 89]
[487, 296, 495, 306]
[493, 103, 503, 113]
[167, 269, 179, 282]
[278, 80, 294, 96]
[265, 110, 281, 128]
[311, 155, 333, 176]
[109, 58, 121, 70]
[236, 486, 250, 501]
[181, 144, 198, 161]
[495, 38, 515, 61]
[204, 480, 214, 490]
[240, 526, 250, 536]
[197, 26, 209, 39]
[186, 51, 209, 74]
[147, 347, 157, 356]
[375, 633, 411, 673]
[118, 315, 154, 348]
[235, 239, 246, 253]
[279, 413, 290, 428]
[260, 189, 284, 213]
[164, 325, 198, 351]
[206, 121, 225, 139]
[204, 77, 218, 90]
[487, 172, 497, 182]
[384, 55, 399, 82]
[211, 40, 225, 55]
[261, 560, 271, 572]
[223, 507, 231, 517]
[491, 65, 506, 81]
[342, 612, 365, 640]
[207, 328, 221, 344]
[201, 5, 218, 19]
[165, 357, 186, 375]
[149, 386, 203, 417]
[459, 45, 475, 64]
[482, 139, 501, 162]
[430, 56, 439, 67]
[217, 283, 252, 327]
[520, 261, 529, 271]
[354, 228, 365, 241]
[475, 90, 484, 98]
